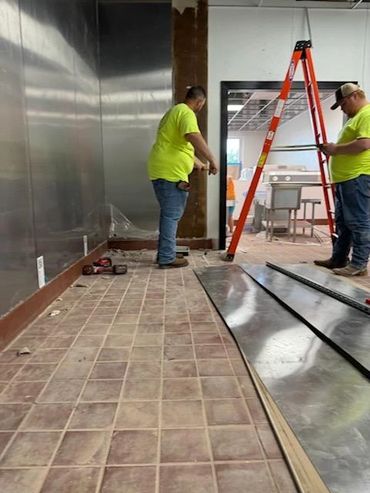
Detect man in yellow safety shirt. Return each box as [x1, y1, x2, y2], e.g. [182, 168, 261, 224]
[148, 86, 218, 269]
[315, 83, 370, 277]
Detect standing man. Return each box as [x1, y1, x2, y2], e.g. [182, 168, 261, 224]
[148, 86, 218, 269]
[314, 83, 370, 276]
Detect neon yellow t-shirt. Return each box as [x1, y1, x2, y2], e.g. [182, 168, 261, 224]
[330, 104, 370, 183]
[148, 103, 200, 182]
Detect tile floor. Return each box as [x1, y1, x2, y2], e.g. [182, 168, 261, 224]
[0, 234, 368, 493]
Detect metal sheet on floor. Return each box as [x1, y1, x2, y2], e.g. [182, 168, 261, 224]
[195, 264, 370, 493]
[266, 263, 370, 312]
[241, 264, 370, 377]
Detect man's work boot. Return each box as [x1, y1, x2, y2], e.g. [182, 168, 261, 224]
[313, 258, 348, 269]
[332, 264, 368, 277]
[155, 253, 183, 264]
[159, 257, 189, 269]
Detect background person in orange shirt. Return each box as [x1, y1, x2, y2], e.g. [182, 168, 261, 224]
[226, 175, 236, 235]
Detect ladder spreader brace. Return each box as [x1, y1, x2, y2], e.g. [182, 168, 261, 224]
[224, 40, 336, 261]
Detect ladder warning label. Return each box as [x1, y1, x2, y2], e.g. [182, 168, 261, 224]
[274, 100, 284, 118]
[257, 153, 267, 167]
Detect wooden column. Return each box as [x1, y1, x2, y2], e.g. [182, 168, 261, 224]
[173, 0, 208, 238]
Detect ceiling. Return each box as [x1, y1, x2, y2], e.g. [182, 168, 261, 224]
[227, 89, 333, 132]
[210, 1, 370, 8]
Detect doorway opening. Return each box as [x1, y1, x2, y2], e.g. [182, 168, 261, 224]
[219, 81, 348, 250]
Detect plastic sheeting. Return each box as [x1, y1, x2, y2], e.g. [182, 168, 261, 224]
[108, 204, 158, 240]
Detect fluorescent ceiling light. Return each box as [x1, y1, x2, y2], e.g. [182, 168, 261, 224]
[249, 91, 280, 100]
[228, 104, 244, 111]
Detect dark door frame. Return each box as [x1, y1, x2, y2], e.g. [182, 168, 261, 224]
[219, 80, 350, 250]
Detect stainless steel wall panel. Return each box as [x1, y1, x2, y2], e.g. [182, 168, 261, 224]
[72, 0, 106, 250]
[100, 2, 172, 230]
[0, 0, 105, 318]
[20, 0, 105, 279]
[0, 0, 38, 316]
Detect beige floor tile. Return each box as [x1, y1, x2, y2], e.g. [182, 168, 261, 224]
[164, 346, 194, 361]
[37, 379, 85, 403]
[197, 359, 234, 377]
[161, 400, 204, 428]
[53, 431, 110, 465]
[97, 347, 130, 362]
[40, 467, 101, 493]
[20, 403, 74, 430]
[131, 346, 162, 361]
[107, 430, 158, 464]
[201, 377, 241, 399]
[161, 428, 210, 463]
[81, 380, 122, 402]
[0, 382, 46, 403]
[69, 403, 117, 429]
[90, 362, 127, 380]
[205, 399, 250, 426]
[209, 426, 263, 461]
[159, 464, 215, 493]
[0, 468, 46, 493]
[101, 466, 156, 493]
[115, 401, 159, 428]
[122, 378, 161, 400]
[215, 462, 277, 493]
[1, 431, 61, 466]
[126, 361, 161, 379]
[162, 378, 201, 400]
[163, 360, 197, 378]
[0, 404, 32, 430]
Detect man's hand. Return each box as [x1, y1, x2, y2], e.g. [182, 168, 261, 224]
[319, 139, 370, 156]
[208, 161, 218, 175]
[319, 143, 337, 156]
[193, 156, 207, 171]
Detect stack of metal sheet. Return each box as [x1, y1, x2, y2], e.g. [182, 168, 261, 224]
[195, 264, 370, 493]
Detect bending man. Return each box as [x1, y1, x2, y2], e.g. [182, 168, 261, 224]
[148, 86, 218, 269]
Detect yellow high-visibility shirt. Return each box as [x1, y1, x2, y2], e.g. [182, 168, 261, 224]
[148, 103, 200, 182]
[330, 104, 370, 183]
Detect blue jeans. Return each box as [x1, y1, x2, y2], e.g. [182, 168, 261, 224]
[332, 174, 370, 268]
[152, 179, 188, 265]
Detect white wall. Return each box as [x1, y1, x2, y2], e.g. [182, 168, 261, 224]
[228, 130, 266, 169]
[208, 6, 370, 239]
[268, 97, 343, 169]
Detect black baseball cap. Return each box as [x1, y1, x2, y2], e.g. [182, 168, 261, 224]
[331, 83, 360, 110]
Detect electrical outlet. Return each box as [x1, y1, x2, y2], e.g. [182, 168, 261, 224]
[83, 235, 88, 256]
[36, 256, 45, 288]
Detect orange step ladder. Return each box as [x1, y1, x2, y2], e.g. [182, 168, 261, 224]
[224, 40, 336, 261]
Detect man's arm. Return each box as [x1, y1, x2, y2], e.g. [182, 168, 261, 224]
[320, 138, 370, 156]
[185, 132, 218, 175]
[193, 155, 207, 170]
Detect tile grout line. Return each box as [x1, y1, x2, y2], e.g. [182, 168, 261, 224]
[32, 273, 121, 493]
[183, 268, 219, 493]
[202, 263, 284, 493]
[0, 275, 107, 473]
[0, 281, 95, 393]
[155, 266, 166, 493]
[94, 257, 149, 493]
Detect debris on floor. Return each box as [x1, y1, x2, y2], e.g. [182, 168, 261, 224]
[48, 309, 61, 317]
[16, 347, 31, 356]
